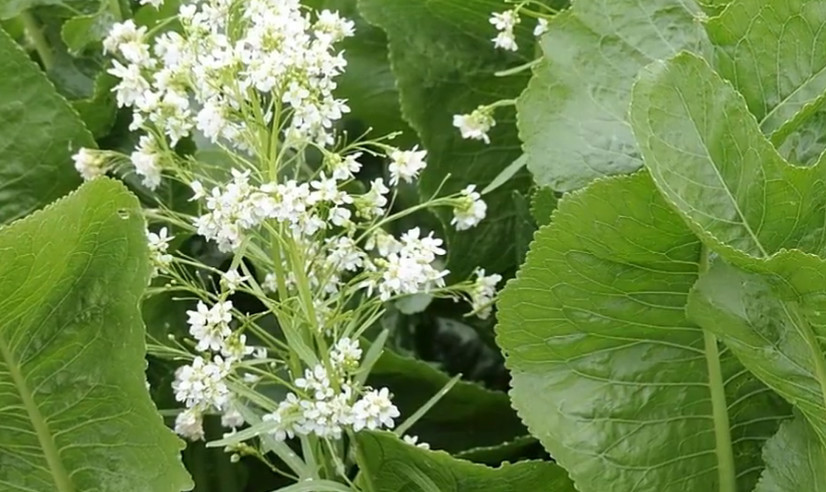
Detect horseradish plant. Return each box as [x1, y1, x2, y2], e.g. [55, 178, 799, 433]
[70, 0, 502, 484]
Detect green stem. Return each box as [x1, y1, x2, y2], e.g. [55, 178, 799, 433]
[106, 0, 123, 21]
[20, 12, 54, 71]
[699, 247, 736, 492]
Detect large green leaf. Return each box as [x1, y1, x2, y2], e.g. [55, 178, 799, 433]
[358, 0, 534, 278]
[688, 253, 826, 446]
[496, 172, 788, 491]
[755, 414, 826, 492]
[517, 0, 706, 192]
[0, 27, 90, 225]
[368, 349, 525, 454]
[630, 52, 826, 262]
[0, 178, 192, 491]
[706, 0, 826, 144]
[355, 430, 574, 492]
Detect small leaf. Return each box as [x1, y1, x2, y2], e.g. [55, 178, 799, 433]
[755, 413, 826, 492]
[71, 71, 118, 138]
[529, 186, 557, 227]
[0, 178, 192, 491]
[0, 27, 91, 225]
[355, 430, 575, 492]
[61, 8, 116, 55]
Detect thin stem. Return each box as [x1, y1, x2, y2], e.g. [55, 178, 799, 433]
[20, 12, 54, 71]
[699, 247, 736, 492]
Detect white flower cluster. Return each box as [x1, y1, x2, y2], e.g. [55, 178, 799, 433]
[262, 338, 400, 440]
[470, 268, 503, 319]
[79, 0, 357, 190]
[72, 148, 107, 181]
[92, 0, 500, 456]
[369, 227, 449, 301]
[490, 10, 520, 51]
[489, 7, 550, 51]
[146, 226, 173, 277]
[173, 299, 257, 440]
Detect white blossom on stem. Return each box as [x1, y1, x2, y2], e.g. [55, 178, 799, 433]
[451, 185, 487, 231]
[470, 268, 502, 319]
[490, 10, 519, 51]
[388, 147, 428, 185]
[453, 107, 496, 143]
[72, 148, 107, 181]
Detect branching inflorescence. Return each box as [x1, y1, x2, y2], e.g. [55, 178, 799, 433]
[71, 0, 502, 480]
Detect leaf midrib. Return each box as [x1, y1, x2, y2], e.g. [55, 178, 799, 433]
[0, 335, 73, 492]
[673, 83, 770, 258]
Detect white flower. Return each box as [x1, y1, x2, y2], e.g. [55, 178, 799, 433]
[451, 185, 487, 231]
[490, 10, 519, 31]
[403, 434, 430, 450]
[329, 152, 363, 181]
[453, 107, 496, 144]
[186, 300, 234, 352]
[489, 10, 520, 51]
[108, 60, 150, 108]
[131, 135, 163, 189]
[534, 18, 549, 37]
[263, 272, 278, 293]
[146, 227, 173, 276]
[330, 337, 362, 371]
[470, 268, 502, 319]
[493, 31, 518, 51]
[356, 178, 390, 219]
[175, 408, 205, 441]
[388, 146, 427, 185]
[314, 9, 356, 44]
[221, 404, 245, 429]
[221, 333, 254, 361]
[372, 228, 449, 301]
[72, 148, 107, 180]
[325, 237, 365, 272]
[295, 364, 334, 401]
[103, 20, 151, 66]
[190, 180, 206, 201]
[329, 206, 352, 227]
[221, 269, 249, 293]
[352, 388, 400, 431]
[172, 355, 231, 411]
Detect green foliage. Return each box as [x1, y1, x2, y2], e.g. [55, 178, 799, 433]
[501, 0, 826, 491]
[355, 430, 574, 492]
[0, 178, 191, 491]
[688, 256, 826, 445]
[517, 0, 706, 191]
[358, 0, 534, 278]
[497, 172, 789, 491]
[0, 27, 89, 224]
[706, 0, 826, 147]
[368, 349, 525, 454]
[630, 52, 826, 261]
[755, 414, 826, 491]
